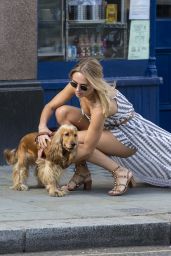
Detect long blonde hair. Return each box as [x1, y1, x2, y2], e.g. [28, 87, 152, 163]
[69, 58, 114, 117]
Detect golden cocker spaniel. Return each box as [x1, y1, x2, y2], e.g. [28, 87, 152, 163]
[4, 124, 78, 196]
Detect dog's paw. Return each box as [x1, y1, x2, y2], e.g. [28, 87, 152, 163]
[61, 185, 69, 193]
[10, 184, 29, 191]
[49, 188, 68, 197]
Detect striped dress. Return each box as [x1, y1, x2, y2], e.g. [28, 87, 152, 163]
[104, 90, 171, 187]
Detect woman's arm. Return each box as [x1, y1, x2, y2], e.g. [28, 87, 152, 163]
[75, 107, 105, 161]
[38, 83, 75, 148]
[38, 83, 75, 131]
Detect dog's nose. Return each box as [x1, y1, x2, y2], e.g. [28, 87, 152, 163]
[71, 142, 76, 148]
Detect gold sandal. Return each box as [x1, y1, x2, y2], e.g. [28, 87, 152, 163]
[108, 166, 133, 196]
[67, 162, 92, 191]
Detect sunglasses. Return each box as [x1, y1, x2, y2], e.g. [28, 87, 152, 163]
[70, 80, 88, 91]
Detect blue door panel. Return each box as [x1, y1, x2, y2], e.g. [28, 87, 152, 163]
[156, 19, 171, 132]
[120, 85, 159, 124]
[159, 111, 171, 132]
[156, 54, 171, 104]
[156, 20, 171, 48]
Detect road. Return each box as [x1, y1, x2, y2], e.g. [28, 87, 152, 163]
[2, 246, 171, 256]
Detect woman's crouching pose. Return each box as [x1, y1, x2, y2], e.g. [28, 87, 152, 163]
[37, 57, 171, 196]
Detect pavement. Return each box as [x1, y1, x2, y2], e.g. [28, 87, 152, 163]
[0, 164, 171, 254]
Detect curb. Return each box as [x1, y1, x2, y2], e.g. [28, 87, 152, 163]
[0, 217, 170, 254]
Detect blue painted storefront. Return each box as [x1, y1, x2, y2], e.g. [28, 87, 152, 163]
[156, 18, 171, 132]
[38, 0, 163, 130]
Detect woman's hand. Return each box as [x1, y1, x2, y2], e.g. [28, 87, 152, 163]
[37, 127, 52, 149]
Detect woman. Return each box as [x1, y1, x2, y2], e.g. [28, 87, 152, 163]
[37, 57, 171, 196]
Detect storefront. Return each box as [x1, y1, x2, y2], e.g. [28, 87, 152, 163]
[38, 0, 161, 128]
[0, 0, 163, 164]
[156, 0, 171, 132]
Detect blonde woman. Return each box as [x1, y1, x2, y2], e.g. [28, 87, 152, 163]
[37, 57, 171, 196]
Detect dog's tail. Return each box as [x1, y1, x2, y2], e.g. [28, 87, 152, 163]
[3, 148, 18, 165]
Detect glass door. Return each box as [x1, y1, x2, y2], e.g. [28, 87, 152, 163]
[38, 0, 64, 58]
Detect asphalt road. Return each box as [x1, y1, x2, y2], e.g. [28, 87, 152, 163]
[2, 246, 171, 256]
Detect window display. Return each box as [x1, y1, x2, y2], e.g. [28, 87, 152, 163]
[38, 0, 64, 57]
[38, 0, 130, 60]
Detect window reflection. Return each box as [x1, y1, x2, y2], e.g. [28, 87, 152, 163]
[157, 0, 171, 18]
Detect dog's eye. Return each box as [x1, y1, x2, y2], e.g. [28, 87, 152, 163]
[74, 134, 77, 137]
[64, 132, 69, 136]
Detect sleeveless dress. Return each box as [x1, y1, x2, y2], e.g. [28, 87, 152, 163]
[82, 90, 171, 187]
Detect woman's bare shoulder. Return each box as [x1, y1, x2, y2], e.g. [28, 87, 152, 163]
[107, 86, 117, 99]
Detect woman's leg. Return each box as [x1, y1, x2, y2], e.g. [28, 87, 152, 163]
[56, 106, 135, 157]
[55, 105, 89, 130]
[77, 130, 135, 195]
[81, 145, 133, 196]
[78, 130, 136, 157]
[56, 106, 92, 190]
[56, 106, 134, 195]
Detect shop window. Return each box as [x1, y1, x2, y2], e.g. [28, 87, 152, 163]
[38, 0, 150, 61]
[38, 0, 64, 59]
[157, 0, 171, 18]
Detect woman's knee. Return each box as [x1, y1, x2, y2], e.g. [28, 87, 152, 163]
[55, 105, 71, 124]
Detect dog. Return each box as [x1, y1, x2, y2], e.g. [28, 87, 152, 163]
[4, 124, 78, 196]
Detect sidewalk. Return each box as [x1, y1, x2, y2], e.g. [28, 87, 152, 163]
[0, 164, 171, 254]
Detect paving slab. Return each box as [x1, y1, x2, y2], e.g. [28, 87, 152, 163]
[0, 164, 171, 254]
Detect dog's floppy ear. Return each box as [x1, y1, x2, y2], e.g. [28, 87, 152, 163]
[47, 127, 63, 163]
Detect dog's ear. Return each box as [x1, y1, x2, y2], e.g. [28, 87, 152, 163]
[48, 142, 63, 163]
[47, 128, 63, 163]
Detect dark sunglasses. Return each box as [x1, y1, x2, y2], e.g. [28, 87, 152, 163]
[70, 80, 88, 91]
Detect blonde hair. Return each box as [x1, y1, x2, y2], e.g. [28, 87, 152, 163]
[69, 58, 114, 117]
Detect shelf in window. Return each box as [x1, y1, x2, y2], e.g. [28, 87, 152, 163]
[39, 19, 58, 22]
[104, 22, 127, 28]
[68, 20, 127, 28]
[38, 52, 64, 57]
[38, 47, 64, 56]
[68, 19, 105, 24]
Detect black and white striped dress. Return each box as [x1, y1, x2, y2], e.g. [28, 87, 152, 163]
[105, 90, 171, 187]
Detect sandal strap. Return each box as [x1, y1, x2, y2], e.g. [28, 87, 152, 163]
[112, 183, 127, 190]
[67, 161, 92, 190]
[115, 174, 129, 179]
[112, 166, 130, 178]
[70, 173, 91, 185]
[111, 166, 132, 195]
[111, 165, 120, 175]
[77, 173, 91, 179]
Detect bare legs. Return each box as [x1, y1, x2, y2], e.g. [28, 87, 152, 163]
[56, 106, 92, 190]
[56, 105, 135, 195]
[84, 147, 133, 195]
[56, 105, 89, 131]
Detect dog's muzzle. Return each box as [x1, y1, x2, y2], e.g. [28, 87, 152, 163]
[64, 142, 77, 151]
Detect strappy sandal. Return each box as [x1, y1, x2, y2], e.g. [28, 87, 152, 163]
[108, 166, 133, 196]
[67, 162, 92, 191]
